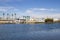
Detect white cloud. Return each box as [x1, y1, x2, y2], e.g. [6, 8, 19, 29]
[0, 7, 60, 18]
[0, 6, 22, 18]
[26, 10, 32, 13]
[39, 8, 48, 11]
[25, 8, 60, 18]
[0, 6, 20, 12]
[31, 8, 57, 11]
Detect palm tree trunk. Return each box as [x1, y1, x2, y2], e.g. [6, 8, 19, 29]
[3, 13, 5, 20]
[7, 13, 9, 20]
[12, 14, 13, 20]
[15, 13, 16, 20]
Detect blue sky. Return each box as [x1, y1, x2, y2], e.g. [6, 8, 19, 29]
[0, 0, 60, 18]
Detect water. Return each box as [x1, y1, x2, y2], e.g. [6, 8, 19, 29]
[0, 23, 60, 40]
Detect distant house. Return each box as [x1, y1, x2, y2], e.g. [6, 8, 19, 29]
[19, 19, 26, 24]
[0, 20, 13, 24]
[27, 18, 36, 24]
[54, 18, 60, 23]
[23, 16, 30, 21]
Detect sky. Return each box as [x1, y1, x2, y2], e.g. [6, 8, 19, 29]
[0, 0, 60, 18]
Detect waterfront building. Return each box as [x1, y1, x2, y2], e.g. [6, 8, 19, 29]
[35, 18, 45, 22]
[53, 18, 60, 23]
[23, 16, 30, 22]
[0, 20, 14, 24]
[19, 19, 26, 24]
[27, 18, 36, 24]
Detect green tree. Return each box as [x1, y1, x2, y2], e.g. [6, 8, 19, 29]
[45, 18, 53, 23]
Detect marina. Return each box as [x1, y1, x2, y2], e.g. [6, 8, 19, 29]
[0, 0, 60, 40]
[0, 14, 60, 24]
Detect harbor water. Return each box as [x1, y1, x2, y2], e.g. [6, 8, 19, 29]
[0, 23, 60, 40]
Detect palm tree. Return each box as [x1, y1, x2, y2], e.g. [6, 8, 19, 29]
[12, 14, 13, 20]
[7, 13, 9, 20]
[14, 13, 16, 20]
[3, 13, 5, 20]
[23, 16, 26, 19]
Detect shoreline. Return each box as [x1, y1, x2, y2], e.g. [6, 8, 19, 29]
[0, 22, 60, 24]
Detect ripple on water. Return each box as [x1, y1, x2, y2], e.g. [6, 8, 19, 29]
[0, 23, 60, 40]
